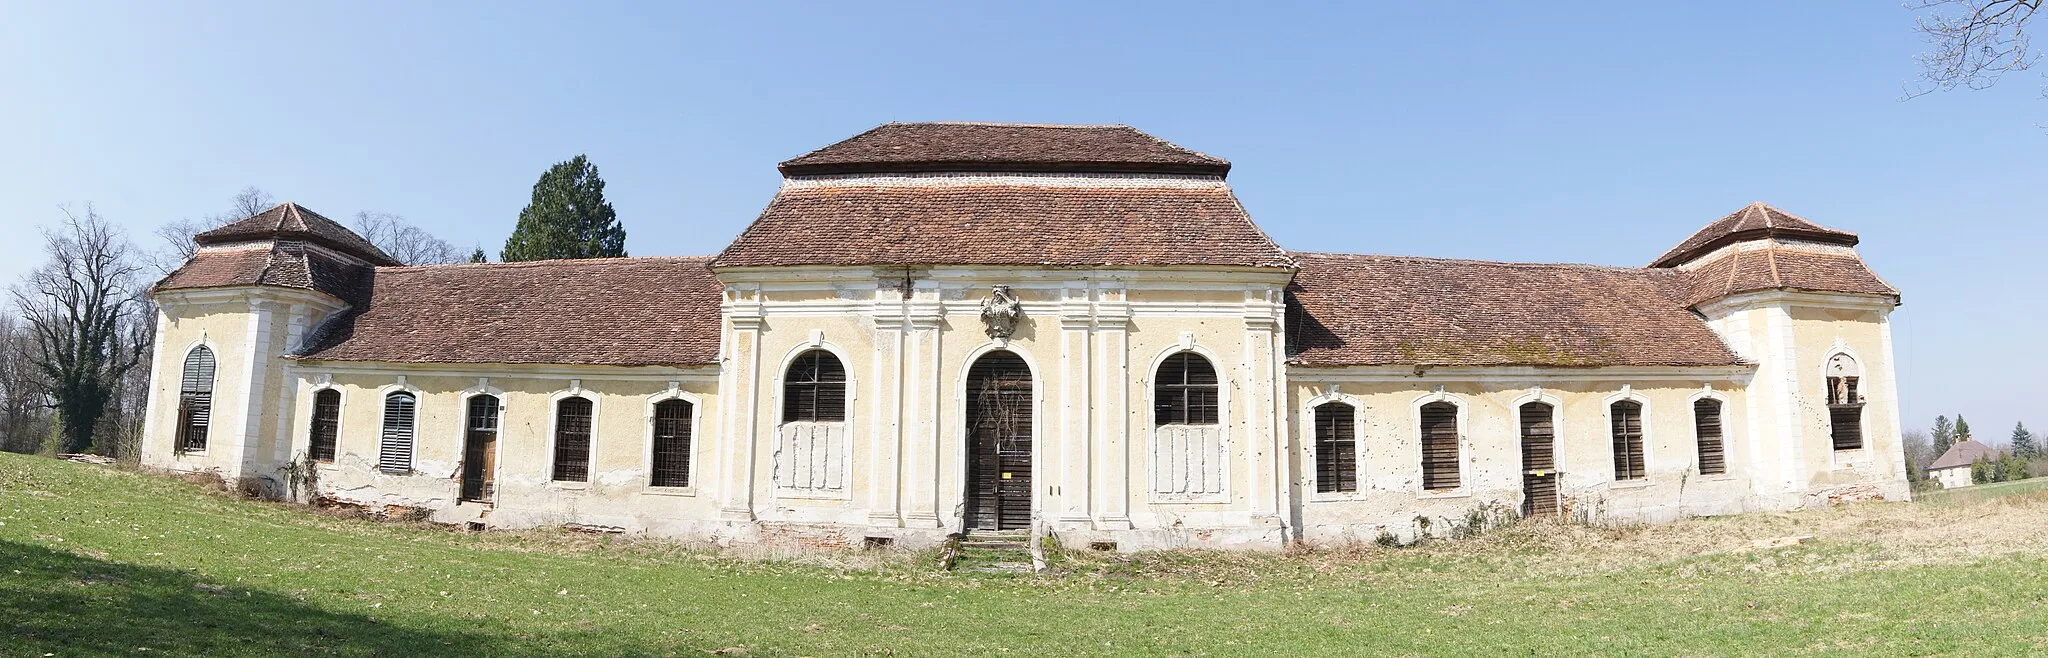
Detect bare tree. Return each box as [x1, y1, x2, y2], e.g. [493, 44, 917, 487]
[11, 205, 149, 454]
[149, 186, 276, 274]
[1910, 0, 2042, 96]
[353, 211, 464, 266]
[0, 313, 51, 454]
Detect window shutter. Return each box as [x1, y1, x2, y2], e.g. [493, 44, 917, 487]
[309, 389, 342, 462]
[1611, 401, 1645, 481]
[1830, 404, 1864, 451]
[175, 347, 216, 452]
[553, 397, 594, 482]
[1693, 399, 1725, 475]
[1313, 402, 1357, 494]
[379, 393, 416, 473]
[651, 400, 693, 487]
[1419, 401, 1460, 490]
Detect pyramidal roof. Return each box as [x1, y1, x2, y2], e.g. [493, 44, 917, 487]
[777, 122, 1231, 176]
[1928, 439, 1997, 471]
[1650, 202, 1859, 268]
[194, 202, 399, 266]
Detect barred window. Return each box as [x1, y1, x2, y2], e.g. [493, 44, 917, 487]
[782, 351, 847, 423]
[1694, 399, 1726, 475]
[309, 389, 341, 462]
[1153, 353, 1219, 426]
[651, 399, 693, 488]
[1419, 401, 1460, 490]
[1611, 400, 1646, 481]
[1313, 402, 1358, 494]
[553, 397, 594, 482]
[175, 346, 216, 452]
[378, 392, 416, 474]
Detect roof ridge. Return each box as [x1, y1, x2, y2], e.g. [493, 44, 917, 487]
[886, 121, 1133, 129]
[1292, 251, 1661, 273]
[379, 255, 713, 272]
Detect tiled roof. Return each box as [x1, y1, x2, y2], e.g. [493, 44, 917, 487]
[1651, 202, 1858, 268]
[712, 182, 1293, 268]
[1286, 253, 1745, 368]
[294, 257, 722, 367]
[195, 202, 400, 266]
[1679, 246, 1899, 306]
[778, 123, 1231, 176]
[154, 243, 367, 300]
[1928, 439, 1997, 471]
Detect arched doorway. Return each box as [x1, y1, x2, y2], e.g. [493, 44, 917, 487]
[965, 350, 1033, 531]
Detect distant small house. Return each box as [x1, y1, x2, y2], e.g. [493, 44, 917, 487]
[1926, 439, 1995, 489]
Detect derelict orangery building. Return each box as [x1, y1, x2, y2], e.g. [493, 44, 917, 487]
[142, 123, 1907, 550]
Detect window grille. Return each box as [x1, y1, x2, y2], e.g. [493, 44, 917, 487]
[1153, 353, 1219, 426]
[651, 400, 693, 487]
[782, 351, 847, 423]
[553, 397, 594, 482]
[309, 389, 341, 462]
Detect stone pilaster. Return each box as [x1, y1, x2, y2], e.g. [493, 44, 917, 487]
[902, 285, 945, 528]
[1056, 282, 1093, 526]
[1242, 286, 1285, 522]
[719, 285, 764, 521]
[867, 285, 907, 527]
[232, 298, 278, 482]
[1092, 283, 1133, 530]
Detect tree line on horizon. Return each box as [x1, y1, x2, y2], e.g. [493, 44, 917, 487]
[1903, 414, 2042, 490]
[0, 156, 628, 457]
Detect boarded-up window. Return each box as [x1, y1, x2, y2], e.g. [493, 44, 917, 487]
[1694, 399, 1726, 475]
[553, 397, 594, 482]
[378, 392, 416, 474]
[651, 399, 693, 488]
[1611, 400, 1646, 481]
[1419, 401, 1460, 490]
[1519, 402, 1559, 516]
[1313, 402, 1357, 494]
[174, 346, 216, 452]
[783, 350, 847, 423]
[309, 389, 341, 462]
[460, 395, 501, 501]
[1154, 353, 1219, 426]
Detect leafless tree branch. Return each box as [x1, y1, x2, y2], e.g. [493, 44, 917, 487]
[1908, 0, 2042, 98]
[353, 211, 464, 266]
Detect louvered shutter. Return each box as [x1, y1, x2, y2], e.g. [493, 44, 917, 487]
[1519, 402, 1559, 516]
[379, 393, 416, 473]
[553, 397, 594, 482]
[175, 347, 216, 452]
[1611, 401, 1645, 481]
[1694, 399, 1726, 475]
[309, 389, 342, 462]
[651, 400, 693, 487]
[1419, 401, 1460, 490]
[1314, 402, 1358, 494]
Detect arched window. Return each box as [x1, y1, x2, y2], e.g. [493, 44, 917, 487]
[1154, 353, 1219, 426]
[651, 399, 693, 488]
[174, 346, 216, 452]
[553, 397, 594, 482]
[1419, 401, 1460, 490]
[378, 392, 416, 474]
[1694, 399, 1726, 475]
[1313, 401, 1357, 494]
[309, 389, 341, 462]
[783, 350, 847, 423]
[1826, 353, 1864, 451]
[1611, 400, 1645, 481]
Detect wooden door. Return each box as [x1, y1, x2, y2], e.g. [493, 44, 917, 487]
[966, 351, 1033, 531]
[1519, 402, 1559, 516]
[461, 396, 500, 502]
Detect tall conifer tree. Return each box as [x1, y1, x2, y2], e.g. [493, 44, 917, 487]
[1932, 415, 1954, 454]
[501, 155, 627, 262]
[1955, 415, 1973, 442]
[2012, 422, 2037, 459]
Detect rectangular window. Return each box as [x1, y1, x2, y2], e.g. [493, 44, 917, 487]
[309, 389, 341, 462]
[1611, 401, 1646, 481]
[1313, 402, 1357, 494]
[651, 400, 693, 488]
[1419, 402, 1460, 490]
[553, 397, 594, 482]
[1693, 399, 1726, 475]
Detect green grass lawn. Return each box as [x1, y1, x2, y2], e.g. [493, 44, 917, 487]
[5, 452, 2048, 657]
[1914, 476, 2048, 506]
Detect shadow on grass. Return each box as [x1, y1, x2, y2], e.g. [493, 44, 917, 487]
[0, 540, 511, 657]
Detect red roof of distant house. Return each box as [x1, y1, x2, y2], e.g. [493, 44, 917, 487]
[1927, 439, 1997, 471]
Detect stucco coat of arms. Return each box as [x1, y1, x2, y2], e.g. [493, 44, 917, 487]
[979, 285, 1023, 339]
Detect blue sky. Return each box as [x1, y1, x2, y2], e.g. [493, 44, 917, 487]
[2, 2, 2042, 440]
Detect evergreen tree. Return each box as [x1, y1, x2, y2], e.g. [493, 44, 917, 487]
[501, 155, 627, 262]
[2013, 422, 2038, 459]
[1932, 415, 1955, 454]
[1955, 415, 1973, 441]
[469, 247, 487, 263]
[1971, 455, 1993, 484]
[2000, 452, 2031, 482]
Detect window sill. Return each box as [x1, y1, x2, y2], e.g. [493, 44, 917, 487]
[1308, 492, 1367, 503]
[774, 489, 852, 501]
[548, 481, 591, 491]
[1416, 488, 1470, 500]
[1694, 473, 1737, 482]
[641, 486, 697, 497]
[1147, 495, 1229, 505]
[1609, 480, 1653, 490]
